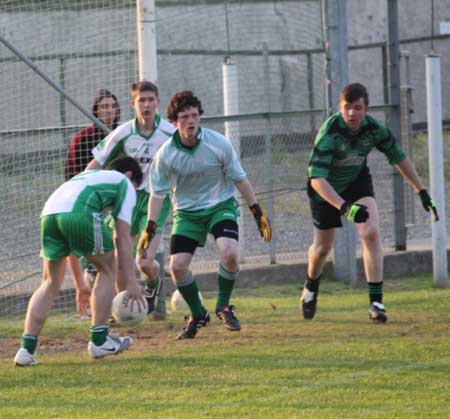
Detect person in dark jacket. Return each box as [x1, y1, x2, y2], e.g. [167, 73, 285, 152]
[64, 88, 120, 180]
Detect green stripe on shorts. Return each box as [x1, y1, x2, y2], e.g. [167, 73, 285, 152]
[40, 213, 114, 260]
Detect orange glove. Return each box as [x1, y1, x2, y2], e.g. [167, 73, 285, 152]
[137, 220, 158, 256]
[249, 204, 272, 242]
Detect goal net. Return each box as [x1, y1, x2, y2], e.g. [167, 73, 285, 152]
[0, 0, 139, 315]
[0, 0, 326, 316]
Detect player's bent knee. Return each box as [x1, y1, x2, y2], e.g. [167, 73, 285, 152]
[220, 248, 238, 266]
[137, 255, 156, 271]
[139, 261, 160, 281]
[359, 226, 380, 244]
[311, 243, 332, 259]
[41, 280, 62, 297]
[170, 261, 189, 280]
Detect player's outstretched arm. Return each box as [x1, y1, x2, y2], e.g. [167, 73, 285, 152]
[339, 202, 369, 223]
[137, 220, 158, 256]
[310, 177, 369, 223]
[249, 203, 272, 241]
[310, 177, 345, 210]
[137, 195, 165, 256]
[418, 189, 439, 221]
[67, 254, 91, 316]
[395, 158, 439, 221]
[235, 178, 272, 242]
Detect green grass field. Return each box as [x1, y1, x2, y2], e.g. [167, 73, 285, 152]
[1, 275, 450, 419]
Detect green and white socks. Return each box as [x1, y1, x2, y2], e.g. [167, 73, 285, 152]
[90, 325, 109, 346]
[177, 272, 204, 318]
[21, 333, 38, 355]
[216, 263, 238, 310]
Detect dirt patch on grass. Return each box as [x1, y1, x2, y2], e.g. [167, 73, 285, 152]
[0, 318, 184, 361]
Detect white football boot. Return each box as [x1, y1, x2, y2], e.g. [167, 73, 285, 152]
[88, 334, 133, 359]
[14, 348, 38, 366]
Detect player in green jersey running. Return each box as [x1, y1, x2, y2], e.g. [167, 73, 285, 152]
[138, 90, 272, 339]
[86, 81, 176, 318]
[301, 82, 438, 323]
[14, 157, 146, 366]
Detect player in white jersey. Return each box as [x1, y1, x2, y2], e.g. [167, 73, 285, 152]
[139, 91, 272, 339]
[14, 157, 146, 366]
[86, 81, 176, 317]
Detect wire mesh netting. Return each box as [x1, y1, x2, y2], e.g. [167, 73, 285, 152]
[0, 0, 327, 314]
[0, 0, 448, 316]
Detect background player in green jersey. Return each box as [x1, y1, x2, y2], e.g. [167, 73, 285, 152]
[14, 157, 145, 366]
[86, 81, 176, 318]
[138, 90, 272, 339]
[302, 82, 438, 323]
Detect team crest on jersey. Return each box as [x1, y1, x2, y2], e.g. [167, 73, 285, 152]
[124, 138, 148, 157]
[359, 136, 372, 147]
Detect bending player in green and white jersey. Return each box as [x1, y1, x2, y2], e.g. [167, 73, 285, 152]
[14, 157, 146, 366]
[138, 90, 272, 339]
[301, 82, 439, 324]
[86, 81, 175, 317]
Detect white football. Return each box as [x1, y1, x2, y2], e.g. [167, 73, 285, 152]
[111, 290, 148, 326]
[170, 289, 203, 313]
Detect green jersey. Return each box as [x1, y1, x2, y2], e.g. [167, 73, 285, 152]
[308, 112, 406, 199]
[92, 116, 175, 193]
[41, 170, 136, 225]
[150, 127, 247, 211]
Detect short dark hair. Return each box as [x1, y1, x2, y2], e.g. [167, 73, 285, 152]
[92, 88, 121, 129]
[107, 156, 143, 186]
[339, 83, 369, 106]
[167, 90, 204, 123]
[131, 80, 159, 99]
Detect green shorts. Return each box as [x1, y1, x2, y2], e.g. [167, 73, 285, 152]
[172, 198, 239, 247]
[130, 190, 171, 237]
[40, 212, 114, 260]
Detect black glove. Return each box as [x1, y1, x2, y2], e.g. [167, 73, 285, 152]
[249, 203, 272, 242]
[418, 189, 439, 221]
[339, 202, 369, 223]
[137, 220, 158, 254]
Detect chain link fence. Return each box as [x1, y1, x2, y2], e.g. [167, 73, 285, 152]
[0, 0, 448, 315]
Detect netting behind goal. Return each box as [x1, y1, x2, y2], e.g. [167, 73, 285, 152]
[0, 0, 326, 315]
[0, 0, 139, 315]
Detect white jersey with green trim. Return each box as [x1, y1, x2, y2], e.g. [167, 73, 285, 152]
[92, 115, 175, 193]
[150, 127, 247, 211]
[41, 170, 136, 225]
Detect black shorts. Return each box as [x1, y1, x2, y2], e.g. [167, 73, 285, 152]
[308, 171, 375, 230]
[170, 219, 239, 255]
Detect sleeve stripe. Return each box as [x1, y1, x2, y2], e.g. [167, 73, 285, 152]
[309, 161, 331, 169]
[377, 137, 396, 150]
[311, 147, 333, 157]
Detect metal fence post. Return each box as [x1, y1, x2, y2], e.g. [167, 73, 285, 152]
[399, 50, 416, 226]
[263, 43, 276, 264]
[387, 0, 407, 250]
[322, 0, 356, 284]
